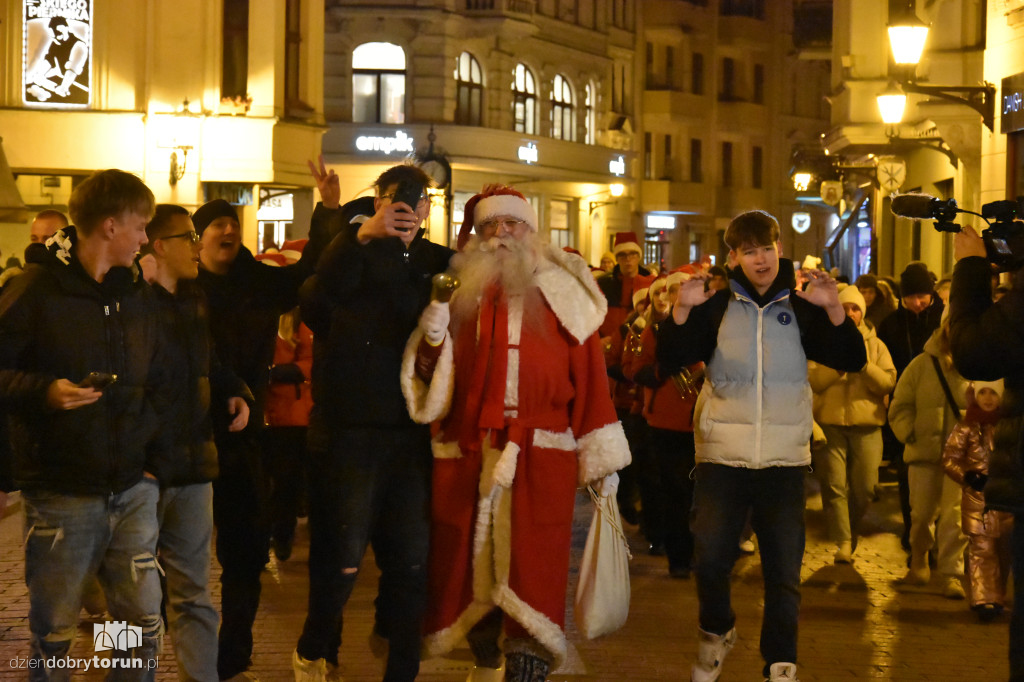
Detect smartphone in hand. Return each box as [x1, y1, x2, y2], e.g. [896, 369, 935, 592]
[391, 179, 425, 231]
[79, 372, 117, 390]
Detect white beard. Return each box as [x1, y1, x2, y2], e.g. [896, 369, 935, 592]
[450, 232, 545, 325]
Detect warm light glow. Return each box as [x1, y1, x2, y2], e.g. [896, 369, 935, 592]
[877, 83, 907, 124]
[792, 172, 812, 192]
[609, 183, 624, 197]
[888, 23, 929, 65]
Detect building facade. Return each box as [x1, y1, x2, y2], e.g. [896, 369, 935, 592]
[637, 0, 832, 270]
[0, 0, 327, 258]
[319, 0, 637, 264]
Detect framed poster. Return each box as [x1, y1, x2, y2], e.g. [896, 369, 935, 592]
[22, 0, 92, 107]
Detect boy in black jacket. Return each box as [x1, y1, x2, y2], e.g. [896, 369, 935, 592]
[144, 204, 253, 682]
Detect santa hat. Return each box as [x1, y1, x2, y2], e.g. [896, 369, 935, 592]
[279, 238, 307, 264]
[632, 287, 650, 310]
[254, 252, 287, 267]
[457, 185, 538, 250]
[666, 264, 695, 289]
[612, 232, 643, 257]
[649, 277, 668, 298]
[838, 283, 867, 314]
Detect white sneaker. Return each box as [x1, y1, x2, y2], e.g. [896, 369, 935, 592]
[292, 650, 327, 682]
[766, 661, 800, 681]
[691, 627, 737, 682]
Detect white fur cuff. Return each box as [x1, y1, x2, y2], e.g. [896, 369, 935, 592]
[576, 422, 631, 485]
[400, 327, 455, 424]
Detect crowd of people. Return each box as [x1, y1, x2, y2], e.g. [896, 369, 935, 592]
[0, 161, 1022, 682]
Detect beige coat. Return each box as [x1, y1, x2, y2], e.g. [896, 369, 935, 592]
[809, 321, 896, 427]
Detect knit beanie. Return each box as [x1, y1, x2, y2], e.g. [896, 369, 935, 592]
[900, 262, 934, 297]
[191, 199, 238, 235]
[838, 283, 868, 314]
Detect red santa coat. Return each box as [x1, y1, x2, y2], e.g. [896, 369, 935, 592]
[401, 247, 631, 667]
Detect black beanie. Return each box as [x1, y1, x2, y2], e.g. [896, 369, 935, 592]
[191, 199, 238, 234]
[900, 263, 934, 297]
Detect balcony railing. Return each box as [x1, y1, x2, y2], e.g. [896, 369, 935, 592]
[465, 0, 534, 15]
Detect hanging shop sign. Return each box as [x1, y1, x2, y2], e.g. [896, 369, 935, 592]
[1002, 72, 1024, 135]
[22, 0, 92, 108]
[517, 142, 538, 164]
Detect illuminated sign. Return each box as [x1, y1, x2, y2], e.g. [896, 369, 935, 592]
[1002, 72, 1024, 134]
[355, 131, 414, 155]
[792, 212, 811, 234]
[609, 155, 626, 176]
[517, 142, 538, 164]
[22, 0, 92, 108]
[646, 214, 676, 230]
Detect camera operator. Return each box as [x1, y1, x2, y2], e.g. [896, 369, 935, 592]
[949, 223, 1024, 682]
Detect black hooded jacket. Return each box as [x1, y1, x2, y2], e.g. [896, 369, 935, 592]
[146, 280, 253, 487]
[301, 217, 454, 429]
[876, 297, 944, 377]
[0, 227, 172, 495]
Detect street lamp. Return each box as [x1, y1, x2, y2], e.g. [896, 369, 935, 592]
[876, 82, 907, 125]
[877, 2, 995, 131]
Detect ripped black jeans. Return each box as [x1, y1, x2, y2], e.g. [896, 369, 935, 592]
[296, 426, 432, 682]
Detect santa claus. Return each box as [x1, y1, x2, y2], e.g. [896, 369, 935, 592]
[401, 185, 630, 681]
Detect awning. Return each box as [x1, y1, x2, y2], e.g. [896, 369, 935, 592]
[0, 137, 29, 223]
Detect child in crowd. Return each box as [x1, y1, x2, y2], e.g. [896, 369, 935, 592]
[809, 285, 896, 564]
[942, 380, 1013, 621]
[888, 316, 969, 598]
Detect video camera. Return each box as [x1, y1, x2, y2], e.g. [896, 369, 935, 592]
[890, 194, 1024, 272]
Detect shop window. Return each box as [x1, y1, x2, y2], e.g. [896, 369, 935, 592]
[352, 42, 406, 124]
[584, 82, 595, 145]
[548, 199, 573, 249]
[513, 63, 537, 134]
[551, 74, 575, 141]
[455, 52, 483, 126]
[222, 0, 249, 101]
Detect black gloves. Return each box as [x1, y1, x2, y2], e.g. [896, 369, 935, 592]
[269, 363, 305, 384]
[964, 470, 989, 492]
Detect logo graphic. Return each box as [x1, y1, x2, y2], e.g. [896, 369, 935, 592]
[777, 311, 793, 326]
[93, 622, 142, 652]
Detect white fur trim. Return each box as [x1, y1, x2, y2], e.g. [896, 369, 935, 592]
[535, 247, 608, 343]
[533, 428, 576, 450]
[492, 583, 568, 668]
[400, 327, 455, 424]
[612, 239, 642, 256]
[474, 195, 538, 232]
[431, 438, 462, 459]
[491, 442, 520, 489]
[576, 422, 631, 485]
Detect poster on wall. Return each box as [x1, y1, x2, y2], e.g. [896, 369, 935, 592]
[22, 0, 92, 108]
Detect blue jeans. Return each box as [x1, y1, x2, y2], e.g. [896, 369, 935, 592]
[157, 483, 218, 682]
[23, 479, 163, 681]
[297, 426, 432, 682]
[691, 463, 805, 673]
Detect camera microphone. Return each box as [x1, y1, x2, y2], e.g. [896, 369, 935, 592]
[890, 193, 942, 220]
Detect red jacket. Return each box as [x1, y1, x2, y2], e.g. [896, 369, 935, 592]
[628, 323, 701, 432]
[265, 322, 314, 427]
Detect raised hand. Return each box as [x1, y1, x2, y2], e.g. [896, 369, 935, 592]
[307, 154, 340, 209]
[795, 269, 845, 325]
[671, 274, 716, 325]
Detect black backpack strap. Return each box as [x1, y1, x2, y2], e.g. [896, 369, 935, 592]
[931, 355, 963, 422]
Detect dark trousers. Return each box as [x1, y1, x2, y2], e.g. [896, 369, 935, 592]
[1011, 518, 1024, 681]
[212, 433, 271, 680]
[691, 463, 805, 673]
[649, 428, 696, 571]
[297, 426, 432, 682]
[263, 425, 308, 547]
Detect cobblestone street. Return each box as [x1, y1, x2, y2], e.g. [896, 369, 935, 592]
[0, 473, 1009, 680]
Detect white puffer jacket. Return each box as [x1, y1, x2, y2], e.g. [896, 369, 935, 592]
[809, 321, 896, 427]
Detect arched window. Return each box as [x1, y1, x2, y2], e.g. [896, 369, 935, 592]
[512, 64, 536, 134]
[550, 74, 575, 141]
[455, 52, 483, 126]
[352, 42, 406, 123]
[584, 82, 595, 145]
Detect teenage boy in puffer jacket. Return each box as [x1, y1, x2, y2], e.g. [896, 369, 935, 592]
[658, 210, 865, 682]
